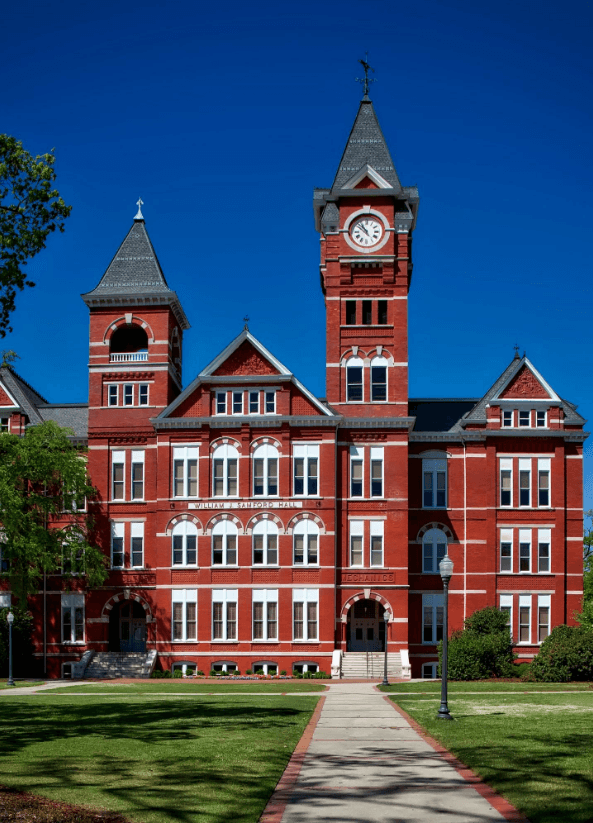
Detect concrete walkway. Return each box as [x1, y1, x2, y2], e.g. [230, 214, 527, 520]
[265, 682, 519, 823]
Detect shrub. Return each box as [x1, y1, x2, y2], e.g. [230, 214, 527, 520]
[196, 670, 204, 676]
[172, 669, 183, 678]
[280, 670, 287, 676]
[439, 606, 515, 680]
[209, 670, 218, 677]
[531, 624, 593, 682]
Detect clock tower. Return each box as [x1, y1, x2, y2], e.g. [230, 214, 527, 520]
[313, 94, 419, 417]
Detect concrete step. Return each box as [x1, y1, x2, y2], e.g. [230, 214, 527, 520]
[84, 651, 156, 680]
[341, 652, 402, 679]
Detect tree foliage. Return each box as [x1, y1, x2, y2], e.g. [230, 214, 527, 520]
[0, 135, 71, 336]
[573, 510, 593, 629]
[531, 624, 593, 682]
[0, 421, 107, 602]
[439, 605, 516, 680]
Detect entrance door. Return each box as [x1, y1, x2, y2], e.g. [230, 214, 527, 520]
[347, 599, 384, 651]
[119, 602, 147, 652]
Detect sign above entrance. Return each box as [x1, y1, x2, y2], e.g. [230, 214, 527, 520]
[189, 500, 303, 510]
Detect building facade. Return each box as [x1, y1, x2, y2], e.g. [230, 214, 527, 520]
[0, 94, 586, 679]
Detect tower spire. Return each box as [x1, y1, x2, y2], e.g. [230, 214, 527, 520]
[356, 53, 376, 99]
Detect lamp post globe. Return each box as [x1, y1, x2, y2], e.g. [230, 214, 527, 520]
[382, 610, 391, 686]
[7, 610, 15, 687]
[437, 555, 454, 721]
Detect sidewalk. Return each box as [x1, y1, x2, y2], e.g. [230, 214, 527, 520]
[262, 681, 524, 823]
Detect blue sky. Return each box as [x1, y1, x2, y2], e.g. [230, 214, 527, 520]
[3, 0, 593, 507]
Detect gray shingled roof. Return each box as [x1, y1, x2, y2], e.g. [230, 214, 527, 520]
[38, 404, 88, 439]
[0, 366, 47, 424]
[82, 219, 173, 297]
[332, 98, 401, 191]
[409, 399, 479, 432]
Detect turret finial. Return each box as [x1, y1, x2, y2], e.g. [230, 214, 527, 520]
[135, 197, 144, 221]
[243, 315, 250, 331]
[513, 344, 520, 359]
[356, 53, 376, 98]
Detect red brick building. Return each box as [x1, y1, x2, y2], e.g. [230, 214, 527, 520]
[0, 94, 586, 679]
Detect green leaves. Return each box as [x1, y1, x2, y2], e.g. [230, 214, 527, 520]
[0, 421, 107, 602]
[0, 134, 71, 336]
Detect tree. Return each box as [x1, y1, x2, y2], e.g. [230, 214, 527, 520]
[439, 605, 516, 680]
[0, 135, 71, 336]
[0, 421, 107, 602]
[574, 511, 593, 630]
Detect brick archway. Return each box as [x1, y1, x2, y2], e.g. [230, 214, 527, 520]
[101, 590, 153, 620]
[340, 591, 393, 622]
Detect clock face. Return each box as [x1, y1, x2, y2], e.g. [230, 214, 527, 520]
[350, 217, 383, 247]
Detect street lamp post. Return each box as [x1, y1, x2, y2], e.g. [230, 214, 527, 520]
[382, 610, 390, 686]
[437, 555, 454, 721]
[7, 611, 15, 687]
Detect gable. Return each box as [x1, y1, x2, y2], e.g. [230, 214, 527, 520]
[354, 176, 379, 189]
[213, 341, 281, 377]
[0, 382, 18, 408]
[291, 387, 324, 416]
[173, 386, 209, 418]
[499, 365, 551, 399]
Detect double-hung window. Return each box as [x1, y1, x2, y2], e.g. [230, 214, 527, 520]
[346, 357, 364, 401]
[293, 589, 318, 641]
[111, 522, 125, 568]
[519, 409, 530, 427]
[293, 445, 318, 496]
[212, 589, 237, 640]
[264, 391, 276, 413]
[519, 595, 531, 643]
[370, 521, 384, 567]
[62, 594, 84, 643]
[538, 458, 550, 507]
[500, 459, 512, 507]
[422, 594, 444, 643]
[252, 589, 278, 640]
[232, 391, 243, 414]
[249, 391, 259, 413]
[212, 521, 238, 565]
[422, 458, 446, 508]
[173, 446, 198, 498]
[422, 528, 447, 573]
[519, 528, 531, 572]
[131, 451, 145, 500]
[499, 595, 513, 640]
[519, 459, 531, 506]
[536, 410, 546, 428]
[350, 446, 363, 497]
[108, 385, 119, 406]
[123, 384, 134, 406]
[172, 589, 197, 641]
[350, 520, 363, 566]
[112, 451, 125, 500]
[538, 528, 551, 573]
[293, 520, 319, 565]
[130, 522, 144, 568]
[502, 410, 513, 427]
[253, 443, 278, 496]
[172, 521, 198, 566]
[216, 392, 227, 414]
[252, 520, 278, 565]
[138, 383, 149, 405]
[370, 447, 384, 497]
[213, 444, 239, 497]
[370, 356, 387, 402]
[500, 528, 512, 572]
[538, 595, 551, 642]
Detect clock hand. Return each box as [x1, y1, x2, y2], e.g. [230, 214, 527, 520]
[358, 222, 371, 237]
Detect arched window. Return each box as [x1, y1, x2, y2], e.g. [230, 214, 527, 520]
[346, 356, 364, 402]
[293, 520, 319, 566]
[172, 521, 198, 566]
[252, 520, 278, 565]
[212, 520, 238, 566]
[370, 355, 388, 402]
[253, 443, 278, 496]
[422, 528, 447, 573]
[212, 444, 238, 497]
[109, 325, 148, 362]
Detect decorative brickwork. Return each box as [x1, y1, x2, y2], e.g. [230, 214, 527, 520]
[500, 365, 550, 398]
[213, 341, 280, 376]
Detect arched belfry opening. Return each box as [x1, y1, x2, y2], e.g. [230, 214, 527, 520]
[347, 599, 388, 652]
[110, 324, 148, 357]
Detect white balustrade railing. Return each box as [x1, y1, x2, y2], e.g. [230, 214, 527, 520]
[109, 352, 148, 363]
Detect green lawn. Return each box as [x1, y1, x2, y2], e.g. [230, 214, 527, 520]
[379, 680, 593, 693]
[0, 680, 44, 690]
[44, 681, 327, 693]
[387, 689, 593, 823]
[0, 694, 319, 823]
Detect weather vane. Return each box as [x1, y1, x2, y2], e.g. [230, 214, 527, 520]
[243, 315, 250, 331]
[513, 344, 520, 358]
[356, 53, 376, 97]
[135, 197, 144, 220]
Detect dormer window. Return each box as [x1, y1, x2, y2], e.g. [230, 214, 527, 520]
[536, 410, 546, 428]
[214, 389, 278, 416]
[502, 410, 513, 427]
[519, 410, 530, 427]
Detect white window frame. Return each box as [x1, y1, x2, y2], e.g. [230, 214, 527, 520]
[131, 450, 145, 501]
[123, 383, 134, 406]
[232, 391, 243, 415]
[252, 520, 279, 566]
[518, 408, 531, 428]
[519, 458, 531, 507]
[253, 661, 278, 675]
[212, 443, 239, 497]
[518, 595, 531, 644]
[519, 528, 531, 573]
[293, 519, 319, 566]
[212, 520, 238, 566]
[264, 391, 276, 414]
[172, 520, 198, 567]
[346, 356, 364, 402]
[537, 594, 551, 643]
[130, 522, 144, 568]
[293, 588, 318, 641]
[422, 594, 444, 644]
[422, 458, 447, 509]
[536, 410, 547, 428]
[252, 589, 278, 641]
[502, 409, 513, 428]
[422, 527, 447, 573]
[500, 528, 513, 573]
[249, 391, 260, 414]
[370, 447, 384, 498]
[62, 594, 84, 644]
[216, 391, 227, 415]
[138, 383, 149, 406]
[349, 520, 363, 567]
[108, 384, 119, 406]
[499, 595, 513, 641]
[537, 458, 550, 507]
[293, 445, 319, 497]
[173, 446, 199, 498]
[500, 458, 513, 508]
[350, 446, 363, 498]
[212, 589, 238, 641]
[211, 661, 238, 673]
[538, 528, 551, 573]
[111, 521, 125, 568]
[253, 443, 279, 497]
[370, 355, 388, 402]
[370, 520, 384, 567]
[171, 589, 197, 641]
[112, 450, 125, 501]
